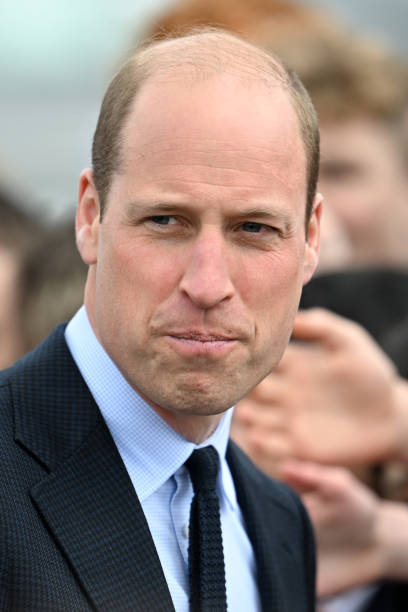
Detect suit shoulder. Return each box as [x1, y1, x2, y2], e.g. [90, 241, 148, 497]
[0, 324, 68, 384]
[0, 324, 101, 470]
[0, 325, 69, 458]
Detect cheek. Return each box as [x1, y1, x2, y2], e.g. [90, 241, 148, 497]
[105, 239, 181, 309]
[246, 252, 304, 370]
[236, 247, 305, 313]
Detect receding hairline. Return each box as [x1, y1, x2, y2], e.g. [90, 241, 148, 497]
[132, 28, 291, 88]
[118, 30, 308, 180]
[92, 28, 319, 223]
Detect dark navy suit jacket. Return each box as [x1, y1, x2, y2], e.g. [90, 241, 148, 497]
[0, 325, 315, 611]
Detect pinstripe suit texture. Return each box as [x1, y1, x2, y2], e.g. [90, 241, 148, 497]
[0, 325, 315, 611]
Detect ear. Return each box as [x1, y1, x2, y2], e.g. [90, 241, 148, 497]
[76, 169, 100, 265]
[302, 193, 322, 285]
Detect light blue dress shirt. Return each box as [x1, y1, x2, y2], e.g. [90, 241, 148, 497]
[65, 306, 261, 611]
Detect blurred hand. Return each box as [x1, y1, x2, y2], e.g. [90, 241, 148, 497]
[232, 308, 408, 471]
[280, 460, 408, 597]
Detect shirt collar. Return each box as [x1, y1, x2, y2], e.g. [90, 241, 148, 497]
[65, 306, 237, 508]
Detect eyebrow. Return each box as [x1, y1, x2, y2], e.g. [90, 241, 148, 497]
[126, 201, 187, 215]
[125, 200, 294, 229]
[232, 207, 291, 220]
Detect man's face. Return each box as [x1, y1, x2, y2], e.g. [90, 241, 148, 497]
[78, 74, 320, 430]
[319, 118, 408, 265]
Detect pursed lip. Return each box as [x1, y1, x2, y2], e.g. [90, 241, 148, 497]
[163, 330, 242, 357]
[167, 331, 239, 342]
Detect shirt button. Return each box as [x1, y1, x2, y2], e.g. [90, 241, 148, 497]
[183, 523, 189, 539]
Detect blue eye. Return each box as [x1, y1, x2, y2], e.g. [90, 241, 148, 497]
[241, 222, 263, 233]
[150, 215, 173, 225]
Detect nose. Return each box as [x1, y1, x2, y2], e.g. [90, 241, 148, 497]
[179, 230, 235, 310]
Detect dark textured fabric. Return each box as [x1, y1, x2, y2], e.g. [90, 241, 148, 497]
[1, 326, 175, 612]
[227, 442, 316, 612]
[0, 326, 316, 611]
[186, 446, 227, 612]
[361, 581, 408, 612]
[300, 268, 408, 345]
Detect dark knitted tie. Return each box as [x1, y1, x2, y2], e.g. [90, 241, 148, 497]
[185, 446, 227, 612]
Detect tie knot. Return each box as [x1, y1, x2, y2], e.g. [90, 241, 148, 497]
[185, 446, 220, 494]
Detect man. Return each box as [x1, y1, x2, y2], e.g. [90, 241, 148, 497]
[0, 30, 321, 610]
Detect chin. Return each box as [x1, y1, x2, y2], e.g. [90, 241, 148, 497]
[164, 375, 254, 416]
[164, 390, 233, 416]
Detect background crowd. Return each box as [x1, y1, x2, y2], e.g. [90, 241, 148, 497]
[2, 1, 408, 610]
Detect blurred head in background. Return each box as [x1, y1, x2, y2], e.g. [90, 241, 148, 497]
[19, 218, 87, 351]
[288, 33, 408, 270]
[0, 191, 86, 364]
[0, 188, 42, 368]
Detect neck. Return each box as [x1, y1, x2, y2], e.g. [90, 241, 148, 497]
[151, 404, 224, 444]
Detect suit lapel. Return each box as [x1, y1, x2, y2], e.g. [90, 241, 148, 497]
[13, 326, 175, 612]
[227, 441, 309, 612]
[30, 420, 175, 612]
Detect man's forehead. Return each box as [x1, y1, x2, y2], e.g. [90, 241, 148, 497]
[135, 31, 288, 89]
[123, 71, 298, 143]
[112, 73, 307, 209]
[121, 33, 294, 146]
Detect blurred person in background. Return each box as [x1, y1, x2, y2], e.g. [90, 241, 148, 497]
[0, 187, 42, 368]
[294, 31, 408, 356]
[308, 40, 408, 270]
[19, 218, 87, 351]
[0, 202, 86, 364]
